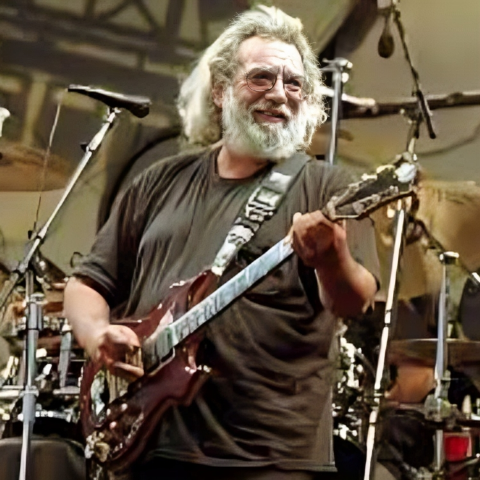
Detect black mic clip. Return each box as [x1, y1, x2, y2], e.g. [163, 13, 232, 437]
[68, 85, 151, 118]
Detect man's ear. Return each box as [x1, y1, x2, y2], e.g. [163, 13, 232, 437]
[212, 84, 224, 109]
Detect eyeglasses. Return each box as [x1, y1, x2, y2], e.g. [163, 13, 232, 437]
[245, 67, 307, 99]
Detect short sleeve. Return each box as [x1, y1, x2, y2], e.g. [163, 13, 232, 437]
[73, 173, 151, 309]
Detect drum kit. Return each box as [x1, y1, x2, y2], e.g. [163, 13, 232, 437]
[328, 159, 480, 479]
[329, 196, 480, 480]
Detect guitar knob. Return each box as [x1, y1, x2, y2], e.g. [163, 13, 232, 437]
[94, 441, 111, 463]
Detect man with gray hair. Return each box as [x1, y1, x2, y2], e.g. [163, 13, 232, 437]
[65, 6, 379, 480]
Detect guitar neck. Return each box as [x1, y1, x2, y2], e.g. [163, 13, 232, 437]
[155, 237, 293, 358]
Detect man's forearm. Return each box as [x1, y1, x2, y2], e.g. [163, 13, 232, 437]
[64, 276, 111, 353]
[315, 245, 377, 317]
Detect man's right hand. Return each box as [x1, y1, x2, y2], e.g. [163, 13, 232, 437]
[64, 277, 144, 381]
[89, 324, 144, 381]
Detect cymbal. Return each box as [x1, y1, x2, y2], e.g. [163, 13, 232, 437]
[388, 339, 480, 368]
[0, 140, 71, 191]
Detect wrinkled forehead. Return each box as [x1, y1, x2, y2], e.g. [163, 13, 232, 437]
[235, 36, 304, 76]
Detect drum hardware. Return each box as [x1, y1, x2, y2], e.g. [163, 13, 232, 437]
[419, 251, 459, 479]
[16, 407, 78, 424]
[13, 315, 65, 337]
[374, 400, 480, 480]
[333, 338, 375, 446]
[53, 385, 81, 397]
[381, 250, 480, 479]
[0, 356, 18, 389]
[0, 387, 23, 401]
[58, 320, 73, 389]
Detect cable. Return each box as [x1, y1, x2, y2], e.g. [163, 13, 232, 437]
[32, 89, 65, 233]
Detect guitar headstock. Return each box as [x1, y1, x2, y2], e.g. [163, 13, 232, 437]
[324, 159, 417, 221]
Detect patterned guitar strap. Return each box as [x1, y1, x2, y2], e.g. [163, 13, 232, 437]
[211, 151, 309, 277]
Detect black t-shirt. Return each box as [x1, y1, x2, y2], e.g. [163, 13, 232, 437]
[74, 146, 379, 471]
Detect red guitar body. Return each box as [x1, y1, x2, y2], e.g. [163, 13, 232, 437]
[79, 272, 216, 472]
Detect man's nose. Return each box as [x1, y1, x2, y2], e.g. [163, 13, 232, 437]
[264, 78, 288, 104]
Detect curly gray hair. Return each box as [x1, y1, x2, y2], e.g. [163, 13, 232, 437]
[177, 5, 327, 147]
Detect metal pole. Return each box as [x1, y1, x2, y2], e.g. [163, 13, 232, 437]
[18, 284, 43, 480]
[322, 58, 352, 165]
[364, 205, 407, 480]
[424, 251, 458, 477]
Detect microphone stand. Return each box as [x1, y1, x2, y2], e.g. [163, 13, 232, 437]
[0, 106, 122, 480]
[391, 2, 436, 139]
[363, 118, 419, 480]
[321, 58, 352, 164]
[363, 201, 408, 480]
[319, 58, 354, 469]
[0, 107, 121, 311]
[18, 287, 43, 480]
[363, 5, 439, 467]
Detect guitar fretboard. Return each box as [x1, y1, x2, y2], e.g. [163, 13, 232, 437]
[155, 237, 293, 359]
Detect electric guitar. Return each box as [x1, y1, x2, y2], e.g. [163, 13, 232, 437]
[80, 159, 417, 472]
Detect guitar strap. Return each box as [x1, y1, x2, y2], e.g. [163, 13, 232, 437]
[211, 151, 310, 276]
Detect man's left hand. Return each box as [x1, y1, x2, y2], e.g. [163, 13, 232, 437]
[289, 211, 377, 317]
[290, 211, 347, 268]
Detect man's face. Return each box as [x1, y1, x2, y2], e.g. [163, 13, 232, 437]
[219, 36, 312, 160]
[233, 36, 306, 121]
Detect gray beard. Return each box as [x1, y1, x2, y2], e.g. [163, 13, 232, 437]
[221, 86, 311, 161]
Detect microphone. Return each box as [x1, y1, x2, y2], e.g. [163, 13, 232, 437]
[377, 1, 395, 58]
[68, 85, 151, 118]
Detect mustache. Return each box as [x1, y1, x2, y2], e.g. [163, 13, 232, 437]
[248, 101, 292, 120]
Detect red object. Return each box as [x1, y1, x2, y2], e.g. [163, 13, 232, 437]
[444, 432, 471, 462]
